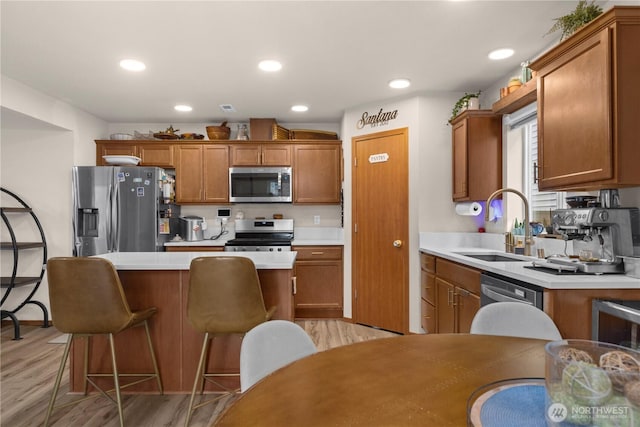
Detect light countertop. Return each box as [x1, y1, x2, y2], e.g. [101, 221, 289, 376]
[94, 251, 297, 270]
[420, 232, 640, 290]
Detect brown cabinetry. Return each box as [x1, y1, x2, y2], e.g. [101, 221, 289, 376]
[292, 246, 343, 318]
[420, 253, 437, 333]
[174, 144, 229, 204]
[293, 143, 342, 204]
[230, 144, 291, 166]
[450, 110, 502, 201]
[530, 7, 640, 191]
[95, 141, 174, 167]
[421, 255, 481, 334]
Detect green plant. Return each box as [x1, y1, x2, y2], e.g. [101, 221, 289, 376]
[450, 91, 481, 122]
[547, 0, 603, 41]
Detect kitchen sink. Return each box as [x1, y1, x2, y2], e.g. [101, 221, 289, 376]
[453, 252, 528, 262]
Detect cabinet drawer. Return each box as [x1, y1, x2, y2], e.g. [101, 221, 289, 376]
[421, 299, 436, 334]
[421, 272, 436, 305]
[420, 253, 436, 273]
[293, 246, 342, 260]
[436, 258, 481, 294]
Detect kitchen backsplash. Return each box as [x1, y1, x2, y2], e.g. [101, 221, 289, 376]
[180, 203, 342, 228]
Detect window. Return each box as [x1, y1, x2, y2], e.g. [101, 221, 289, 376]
[505, 103, 564, 225]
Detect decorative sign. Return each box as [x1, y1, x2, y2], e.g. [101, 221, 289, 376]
[357, 108, 398, 129]
[369, 153, 389, 164]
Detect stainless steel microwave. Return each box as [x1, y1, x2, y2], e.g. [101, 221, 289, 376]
[229, 166, 292, 203]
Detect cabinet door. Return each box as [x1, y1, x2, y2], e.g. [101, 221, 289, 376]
[294, 259, 343, 318]
[451, 120, 468, 200]
[293, 144, 341, 204]
[456, 288, 480, 333]
[139, 144, 175, 167]
[262, 145, 291, 166]
[97, 143, 138, 165]
[203, 145, 229, 203]
[537, 28, 611, 190]
[174, 145, 204, 203]
[230, 144, 261, 166]
[293, 246, 343, 318]
[435, 278, 455, 334]
[421, 270, 436, 305]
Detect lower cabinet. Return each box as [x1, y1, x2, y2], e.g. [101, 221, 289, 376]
[293, 246, 343, 318]
[421, 253, 481, 334]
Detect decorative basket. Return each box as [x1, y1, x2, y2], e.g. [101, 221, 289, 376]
[272, 124, 290, 140]
[206, 121, 230, 140]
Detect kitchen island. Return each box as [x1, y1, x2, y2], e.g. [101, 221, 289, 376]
[69, 251, 296, 393]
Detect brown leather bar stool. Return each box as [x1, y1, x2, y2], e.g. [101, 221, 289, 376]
[184, 256, 276, 426]
[44, 257, 163, 427]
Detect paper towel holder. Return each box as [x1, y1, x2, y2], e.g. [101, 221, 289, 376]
[455, 202, 483, 216]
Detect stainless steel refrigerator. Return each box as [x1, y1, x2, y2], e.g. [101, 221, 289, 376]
[72, 166, 180, 256]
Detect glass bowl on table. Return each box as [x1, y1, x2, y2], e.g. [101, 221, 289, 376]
[545, 339, 640, 426]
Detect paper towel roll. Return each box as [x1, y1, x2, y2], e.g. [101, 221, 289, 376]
[455, 202, 482, 216]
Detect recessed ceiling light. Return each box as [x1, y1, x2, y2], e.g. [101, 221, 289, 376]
[291, 105, 308, 112]
[119, 59, 146, 71]
[174, 105, 192, 112]
[389, 78, 411, 89]
[488, 49, 514, 60]
[258, 60, 282, 72]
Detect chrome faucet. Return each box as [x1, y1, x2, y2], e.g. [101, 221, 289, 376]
[485, 188, 533, 256]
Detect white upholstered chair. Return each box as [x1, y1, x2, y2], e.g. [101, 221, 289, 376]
[240, 320, 317, 392]
[470, 301, 562, 341]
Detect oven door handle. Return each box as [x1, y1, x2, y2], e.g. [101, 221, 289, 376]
[481, 284, 533, 305]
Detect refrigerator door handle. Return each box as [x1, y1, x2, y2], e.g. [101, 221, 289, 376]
[110, 178, 120, 252]
[72, 168, 81, 256]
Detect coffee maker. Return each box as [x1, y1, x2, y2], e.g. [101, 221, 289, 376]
[548, 207, 640, 274]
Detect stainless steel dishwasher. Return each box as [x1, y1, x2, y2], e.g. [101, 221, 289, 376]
[480, 272, 544, 310]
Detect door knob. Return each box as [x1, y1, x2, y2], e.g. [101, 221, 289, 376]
[393, 240, 402, 248]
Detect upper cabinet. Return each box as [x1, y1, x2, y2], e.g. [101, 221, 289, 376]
[96, 139, 342, 205]
[450, 110, 502, 201]
[174, 144, 229, 204]
[230, 143, 291, 166]
[293, 142, 342, 204]
[530, 7, 640, 191]
[95, 141, 174, 167]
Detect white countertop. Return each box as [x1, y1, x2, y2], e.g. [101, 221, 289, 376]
[420, 232, 640, 290]
[94, 251, 297, 270]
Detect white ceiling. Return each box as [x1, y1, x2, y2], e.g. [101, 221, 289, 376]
[0, 1, 617, 124]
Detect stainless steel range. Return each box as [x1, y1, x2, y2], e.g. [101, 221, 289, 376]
[224, 219, 294, 252]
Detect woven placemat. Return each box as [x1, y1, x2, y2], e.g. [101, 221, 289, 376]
[469, 380, 546, 427]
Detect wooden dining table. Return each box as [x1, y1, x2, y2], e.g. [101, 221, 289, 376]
[213, 333, 548, 426]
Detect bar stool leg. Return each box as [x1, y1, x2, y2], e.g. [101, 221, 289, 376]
[185, 332, 210, 427]
[109, 333, 124, 427]
[143, 320, 163, 394]
[83, 336, 89, 395]
[43, 334, 74, 427]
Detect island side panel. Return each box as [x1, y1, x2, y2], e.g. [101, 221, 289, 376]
[544, 288, 640, 340]
[70, 270, 183, 393]
[70, 267, 295, 393]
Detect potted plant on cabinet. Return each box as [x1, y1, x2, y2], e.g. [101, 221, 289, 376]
[547, 0, 603, 41]
[450, 91, 481, 122]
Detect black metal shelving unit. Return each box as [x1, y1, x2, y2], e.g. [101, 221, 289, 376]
[1, 187, 49, 340]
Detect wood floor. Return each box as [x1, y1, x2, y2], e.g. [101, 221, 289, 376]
[1, 320, 397, 427]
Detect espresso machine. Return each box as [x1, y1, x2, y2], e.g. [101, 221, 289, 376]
[533, 207, 640, 274]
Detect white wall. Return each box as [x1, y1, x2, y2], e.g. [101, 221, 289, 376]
[340, 94, 486, 333]
[1, 75, 107, 321]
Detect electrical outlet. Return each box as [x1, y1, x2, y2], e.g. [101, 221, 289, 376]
[313, 215, 320, 225]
